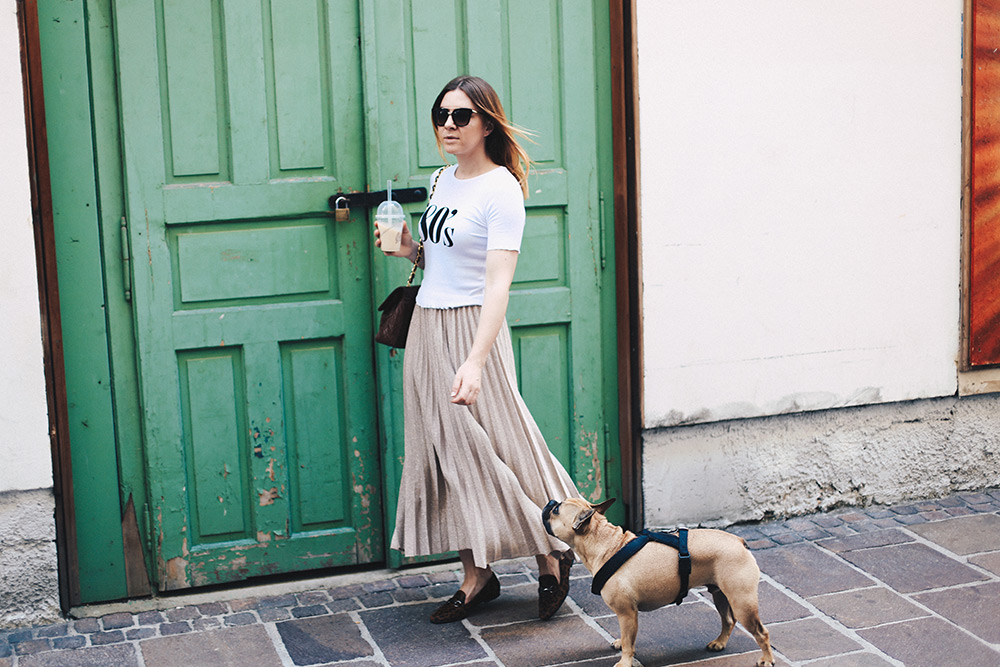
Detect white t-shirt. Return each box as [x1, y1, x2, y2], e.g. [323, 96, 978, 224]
[415, 165, 525, 308]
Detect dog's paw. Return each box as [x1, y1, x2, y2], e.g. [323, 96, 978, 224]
[755, 661, 774, 667]
[612, 638, 622, 650]
[706, 640, 726, 652]
[612, 658, 639, 667]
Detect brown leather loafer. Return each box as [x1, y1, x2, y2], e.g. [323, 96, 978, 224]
[430, 572, 500, 624]
[538, 554, 573, 620]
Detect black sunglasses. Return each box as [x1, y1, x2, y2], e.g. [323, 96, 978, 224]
[432, 107, 478, 127]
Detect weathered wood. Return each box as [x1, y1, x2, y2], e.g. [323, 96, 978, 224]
[19, 0, 79, 610]
[121, 495, 152, 597]
[36, 0, 128, 604]
[609, 0, 642, 529]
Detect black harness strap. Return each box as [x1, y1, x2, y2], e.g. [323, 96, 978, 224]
[591, 528, 690, 605]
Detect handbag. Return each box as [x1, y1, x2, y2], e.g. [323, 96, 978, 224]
[375, 243, 422, 348]
[374, 167, 444, 348]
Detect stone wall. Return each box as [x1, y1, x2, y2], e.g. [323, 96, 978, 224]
[0, 489, 60, 629]
[643, 394, 1000, 528]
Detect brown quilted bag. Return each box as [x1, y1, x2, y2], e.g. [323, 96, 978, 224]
[375, 277, 419, 348]
[374, 169, 445, 348]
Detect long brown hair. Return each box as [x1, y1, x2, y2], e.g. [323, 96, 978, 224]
[431, 76, 532, 198]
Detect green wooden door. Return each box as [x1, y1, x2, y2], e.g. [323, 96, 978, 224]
[366, 0, 621, 567]
[109, 0, 615, 588]
[114, 0, 381, 589]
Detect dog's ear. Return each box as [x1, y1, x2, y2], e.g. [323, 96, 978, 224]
[572, 508, 596, 534]
[592, 498, 616, 515]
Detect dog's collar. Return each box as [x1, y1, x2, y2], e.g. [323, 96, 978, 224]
[542, 500, 559, 537]
[590, 528, 690, 605]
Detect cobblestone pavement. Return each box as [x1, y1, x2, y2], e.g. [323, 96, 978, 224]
[2, 488, 999, 667]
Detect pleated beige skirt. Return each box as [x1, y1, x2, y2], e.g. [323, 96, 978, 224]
[390, 305, 580, 569]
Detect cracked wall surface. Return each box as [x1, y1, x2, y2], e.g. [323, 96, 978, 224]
[643, 395, 1000, 528]
[0, 489, 60, 629]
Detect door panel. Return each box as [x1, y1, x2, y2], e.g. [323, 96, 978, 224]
[514, 328, 572, 464]
[115, 0, 380, 589]
[178, 349, 249, 543]
[369, 0, 618, 567]
[174, 224, 332, 304]
[282, 340, 351, 530]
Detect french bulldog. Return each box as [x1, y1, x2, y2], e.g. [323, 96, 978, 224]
[542, 497, 774, 667]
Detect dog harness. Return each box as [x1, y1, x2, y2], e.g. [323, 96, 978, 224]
[591, 528, 690, 605]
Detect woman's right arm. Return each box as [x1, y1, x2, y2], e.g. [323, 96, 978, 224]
[374, 221, 423, 268]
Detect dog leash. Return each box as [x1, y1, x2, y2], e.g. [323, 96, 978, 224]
[591, 528, 690, 605]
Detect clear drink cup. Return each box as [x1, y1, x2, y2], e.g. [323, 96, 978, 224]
[376, 199, 406, 252]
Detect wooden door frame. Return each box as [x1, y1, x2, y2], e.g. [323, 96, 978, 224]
[17, 0, 77, 610]
[609, 0, 643, 529]
[19, 0, 645, 608]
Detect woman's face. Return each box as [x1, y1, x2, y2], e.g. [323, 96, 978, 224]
[436, 89, 491, 160]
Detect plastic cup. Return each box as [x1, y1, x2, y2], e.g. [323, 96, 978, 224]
[376, 199, 406, 252]
[377, 180, 406, 252]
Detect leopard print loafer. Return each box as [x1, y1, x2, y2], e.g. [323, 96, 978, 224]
[538, 554, 573, 620]
[430, 572, 501, 624]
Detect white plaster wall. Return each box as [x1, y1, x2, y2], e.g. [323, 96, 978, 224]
[0, 1, 59, 630]
[637, 1, 963, 428]
[644, 394, 1000, 528]
[0, 1, 51, 493]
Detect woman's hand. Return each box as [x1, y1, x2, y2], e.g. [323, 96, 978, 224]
[374, 221, 418, 260]
[450, 360, 483, 406]
[449, 250, 519, 406]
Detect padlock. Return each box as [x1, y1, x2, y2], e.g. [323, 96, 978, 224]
[333, 196, 350, 222]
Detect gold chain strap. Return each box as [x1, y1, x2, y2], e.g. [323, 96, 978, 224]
[405, 243, 422, 287]
[406, 166, 447, 287]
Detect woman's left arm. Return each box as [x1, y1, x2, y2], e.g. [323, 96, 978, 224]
[450, 249, 519, 405]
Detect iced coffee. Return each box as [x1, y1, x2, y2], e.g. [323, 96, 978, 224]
[376, 197, 406, 253]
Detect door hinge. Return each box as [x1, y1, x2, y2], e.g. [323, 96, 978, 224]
[598, 192, 607, 269]
[120, 216, 132, 302]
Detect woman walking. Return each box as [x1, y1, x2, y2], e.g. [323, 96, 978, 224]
[375, 75, 580, 624]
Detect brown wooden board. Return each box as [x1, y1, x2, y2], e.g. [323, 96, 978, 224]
[970, 0, 1000, 366]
